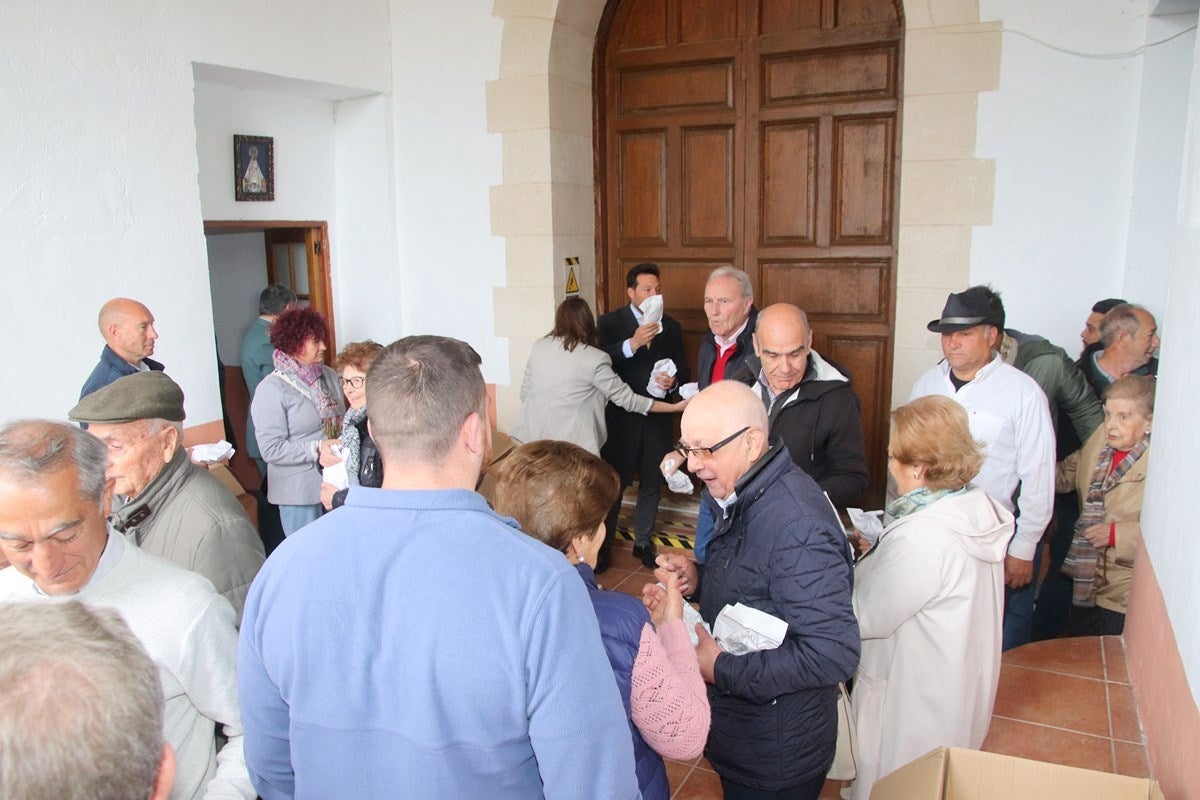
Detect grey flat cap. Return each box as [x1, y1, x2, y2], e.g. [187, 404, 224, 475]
[69, 371, 186, 423]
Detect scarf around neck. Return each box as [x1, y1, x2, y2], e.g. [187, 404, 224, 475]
[339, 405, 368, 486]
[885, 485, 960, 521]
[272, 349, 341, 435]
[1063, 434, 1150, 607]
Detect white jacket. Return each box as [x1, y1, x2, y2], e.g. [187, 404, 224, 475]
[849, 487, 1013, 800]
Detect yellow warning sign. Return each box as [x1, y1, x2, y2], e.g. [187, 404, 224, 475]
[565, 257, 580, 294]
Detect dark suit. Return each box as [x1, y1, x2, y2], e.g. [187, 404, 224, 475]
[596, 305, 688, 551]
[696, 306, 758, 389]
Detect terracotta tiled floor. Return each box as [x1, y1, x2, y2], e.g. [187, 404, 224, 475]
[612, 495, 1151, 798]
[983, 635, 1150, 778]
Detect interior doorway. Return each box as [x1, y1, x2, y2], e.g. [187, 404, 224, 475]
[202, 220, 334, 492]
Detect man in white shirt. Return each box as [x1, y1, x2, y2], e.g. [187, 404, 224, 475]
[0, 420, 254, 800]
[908, 286, 1055, 650]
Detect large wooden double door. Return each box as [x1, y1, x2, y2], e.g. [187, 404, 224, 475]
[596, 0, 903, 503]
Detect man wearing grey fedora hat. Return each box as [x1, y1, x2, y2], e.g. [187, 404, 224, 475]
[69, 371, 265, 624]
[908, 286, 1055, 650]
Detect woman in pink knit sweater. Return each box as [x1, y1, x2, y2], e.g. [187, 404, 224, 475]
[492, 440, 710, 799]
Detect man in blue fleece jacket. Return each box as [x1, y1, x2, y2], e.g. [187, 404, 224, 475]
[238, 335, 640, 800]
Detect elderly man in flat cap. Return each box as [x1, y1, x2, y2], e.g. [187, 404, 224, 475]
[908, 286, 1055, 651]
[69, 371, 264, 623]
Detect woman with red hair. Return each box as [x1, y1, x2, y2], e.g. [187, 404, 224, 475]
[250, 306, 344, 535]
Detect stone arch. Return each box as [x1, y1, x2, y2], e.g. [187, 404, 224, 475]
[487, 0, 1000, 427]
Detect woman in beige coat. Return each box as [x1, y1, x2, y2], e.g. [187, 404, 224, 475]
[1059, 375, 1154, 635]
[512, 297, 685, 455]
[849, 396, 1013, 800]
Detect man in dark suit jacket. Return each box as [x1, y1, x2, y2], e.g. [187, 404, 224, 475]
[597, 263, 688, 571]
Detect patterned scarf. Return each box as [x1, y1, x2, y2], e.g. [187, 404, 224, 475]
[1062, 435, 1150, 607]
[339, 405, 369, 486]
[271, 349, 342, 438]
[885, 485, 958, 521]
[857, 486, 963, 564]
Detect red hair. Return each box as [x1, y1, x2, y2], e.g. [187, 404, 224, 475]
[269, 306, 329, 357]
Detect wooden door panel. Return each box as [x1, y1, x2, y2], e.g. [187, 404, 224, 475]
[761, 45, 897, 107]
[680, 0, 739, 42]
[682, 126, 735, 246]
[760, 260, 887, 322]
[832, 115, 894, 243]
[618, 62, 733, 114]
[616, 0, 669, 50]
[617, 131, 669, 245]
[821, 334, 889, 490]
[836, 0, 898, 26]
[600, 0, 900, 504]
[759, 121, 819, 244]
[758, 0, 824, 34]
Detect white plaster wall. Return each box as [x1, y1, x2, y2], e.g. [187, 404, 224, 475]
[0, 0, 390, 427]
[1124, 13, 1196, 317]
[206, 233, 268, 365]
[1142, 25, 1200, 704]
[390, 0, 508, 383]
[334, 96, 405, 347]
[194, 82, 338, 223]
[974, 0, 1154, 354]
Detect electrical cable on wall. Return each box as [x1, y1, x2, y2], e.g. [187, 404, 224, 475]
[925, 0, 1197, 60]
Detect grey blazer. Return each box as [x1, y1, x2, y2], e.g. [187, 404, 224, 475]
[512, 336, 651, 456]
[250, 365, 344, 505]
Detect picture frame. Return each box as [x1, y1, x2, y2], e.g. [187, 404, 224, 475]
[234, 134, 274, 201]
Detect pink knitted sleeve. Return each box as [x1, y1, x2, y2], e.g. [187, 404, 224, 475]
[629, 619, 711, 760]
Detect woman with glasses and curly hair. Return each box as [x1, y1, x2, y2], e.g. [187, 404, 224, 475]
[251, 306, 344, 536]
[320, 340, 385, 511]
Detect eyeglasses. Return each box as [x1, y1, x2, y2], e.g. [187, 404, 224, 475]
[340, 376, 365, 389]
[674, 427, 750, 460]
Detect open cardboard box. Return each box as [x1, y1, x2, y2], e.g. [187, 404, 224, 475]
[870, 747, 1163, 800]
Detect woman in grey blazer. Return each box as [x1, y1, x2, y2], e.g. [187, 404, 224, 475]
[513, 298, 685, 456]
[250, 306, 345, 535]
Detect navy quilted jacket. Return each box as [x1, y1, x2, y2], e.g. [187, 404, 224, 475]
[697, 443, 860, 790]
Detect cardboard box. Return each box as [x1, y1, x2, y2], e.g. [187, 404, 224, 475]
[870, 747, 1164, 800]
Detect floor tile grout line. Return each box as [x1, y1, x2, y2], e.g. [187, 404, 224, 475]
[1100, 637, 1119, 773]
[991, 714, 1116, 741]
[669, 761, 699, 799]
[1004, 663, 1108, 683]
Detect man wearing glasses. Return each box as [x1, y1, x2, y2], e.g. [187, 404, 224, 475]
[654, 380, 859, 800]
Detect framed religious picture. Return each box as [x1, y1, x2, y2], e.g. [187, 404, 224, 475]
[234, 134, 274, 201]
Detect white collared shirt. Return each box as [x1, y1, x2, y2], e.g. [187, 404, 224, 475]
[714, 317, 750, 357]
[909, 353, 1054, 560]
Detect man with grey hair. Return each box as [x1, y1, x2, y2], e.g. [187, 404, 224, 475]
[0, 420, 255, 800]
[239, 335, 639, 799]
[0, 601, 176, 800]
[1079, 303, 1160, 399]
[81, 297, 164, 399]
[697, 266, 757, 389]
[68, 371, 265, 623]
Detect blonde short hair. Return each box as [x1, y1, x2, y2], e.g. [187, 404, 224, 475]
[890, 396, 983, 491]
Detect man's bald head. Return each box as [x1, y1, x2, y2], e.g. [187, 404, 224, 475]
[98, 299, 158, 365]
[753, 304, 813, 394]
[680, 381, 768, 500]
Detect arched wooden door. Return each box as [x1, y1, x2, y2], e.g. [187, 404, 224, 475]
[595, 0, 902, 504]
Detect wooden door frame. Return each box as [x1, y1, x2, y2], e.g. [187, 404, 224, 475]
[202, 220, 336, 359]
